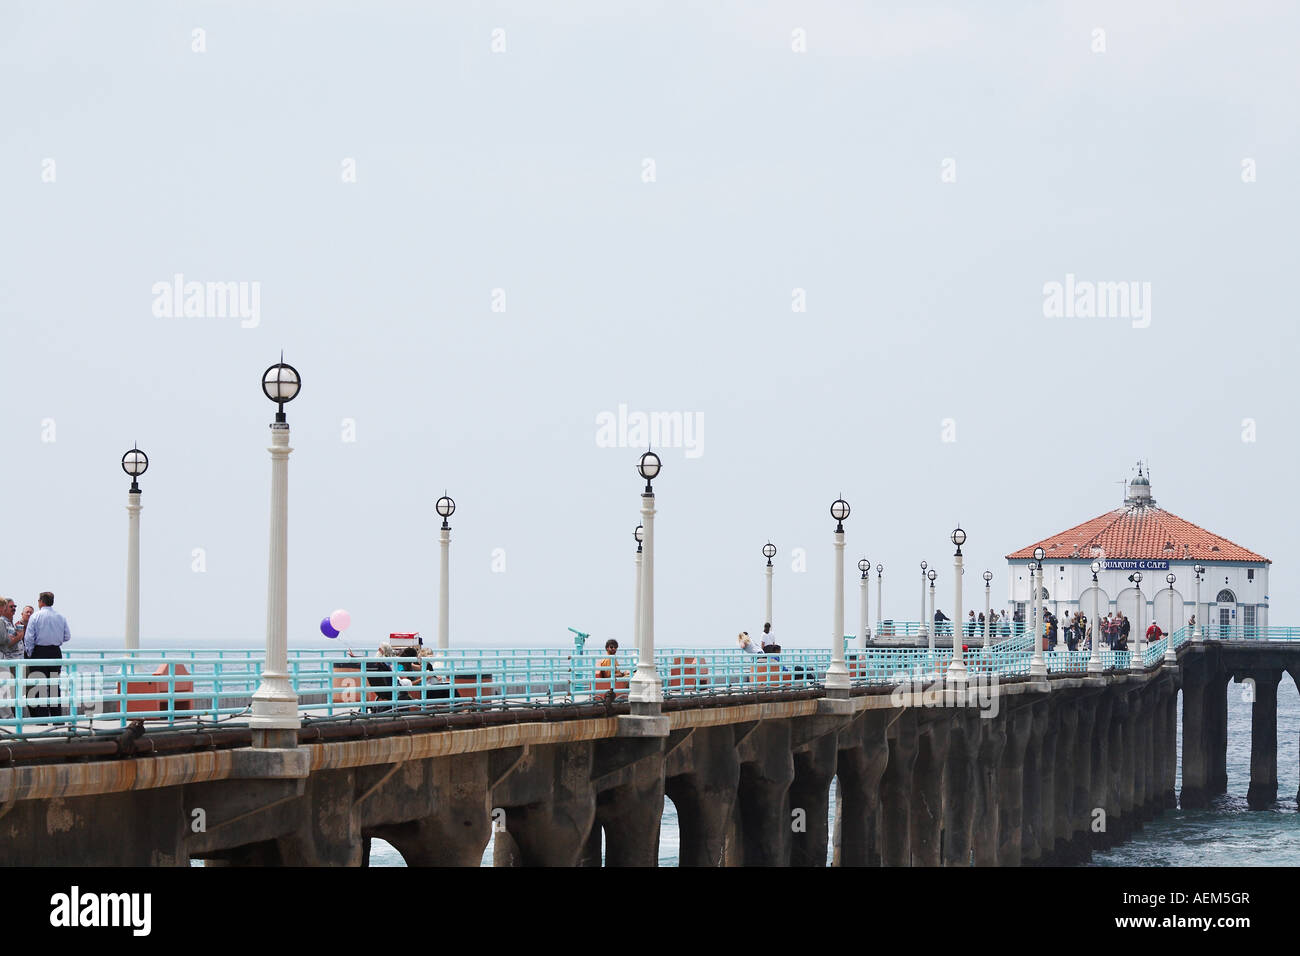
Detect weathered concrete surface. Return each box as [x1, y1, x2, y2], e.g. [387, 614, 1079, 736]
[2, 641, 1292, 866]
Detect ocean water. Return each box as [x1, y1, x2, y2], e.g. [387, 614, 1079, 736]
[1091, 673, 1300, 866]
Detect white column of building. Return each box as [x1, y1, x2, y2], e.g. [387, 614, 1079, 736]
[250, 423, 300, 732]
[1164, 584, 1178, 663]
[125, 491, 142, 650]
[1088, 565, 1103, 674]
[1193, 568, 1204, 641]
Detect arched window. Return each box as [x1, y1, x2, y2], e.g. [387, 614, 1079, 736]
[1215, 589, 1236, 604]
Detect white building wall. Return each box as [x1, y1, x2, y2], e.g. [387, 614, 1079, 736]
[1004, 560, 1269, 632]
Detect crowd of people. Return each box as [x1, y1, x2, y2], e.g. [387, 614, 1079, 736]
[1, 591, 72, 719]
[935, 606, 1160, 653]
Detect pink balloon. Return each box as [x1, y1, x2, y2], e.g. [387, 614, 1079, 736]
[329, 609, 352, 632]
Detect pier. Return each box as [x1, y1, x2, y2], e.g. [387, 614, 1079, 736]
[1, 628, 1296, 866]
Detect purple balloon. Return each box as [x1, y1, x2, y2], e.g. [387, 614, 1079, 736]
[320, 617, 340, 639]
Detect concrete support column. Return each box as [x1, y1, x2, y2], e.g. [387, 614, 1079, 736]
[1089, 694, 1113, 849]
[498, 745, 598, 867]
[996, 705, 1032, 866]
[368, 754, 493, 867]
[789, 733, 839, 867]
[576, 823, 603, 867]
[833, 721, 889, 866]
[1070, 696, 1097, 862]
[505, 797, 598, 867]
[598, 769, 666, 867]
[971, 715, 1007, 866]
[880, 712, 918, 866]
[276, 770, 363, 866]
[1053, 703, 1077, 862]
[942, 714, 977, 867]
[1209, 671, 1230, 796]
[1137, 690, 1153, 819]
[1246, 669, 1282, 810]
[1181, 666, 1211, 809]
[736, 723, 795, 866]
[1110, 693, 1133, 843]
[1021, 700, 1047, 863]
[909, 721, 949, 867]
[664, 728, 741, 867]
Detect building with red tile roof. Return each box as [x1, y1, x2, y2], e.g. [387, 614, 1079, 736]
[1003, 467, 1269, 638]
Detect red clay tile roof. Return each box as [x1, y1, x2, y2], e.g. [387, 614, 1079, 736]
[1006, 507, 1268, 563]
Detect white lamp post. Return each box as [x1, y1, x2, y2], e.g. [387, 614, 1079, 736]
[918, 560, 929, 639]
[1029, 547, 1047, 678]
[763, 541, 777, 628]
[629, 451, 662, 713]
[926, 568, 937, 658]
[826, 498, 851, 695]
[121, 445, 148, 651]
[251, 357, 302, 740]
[634, 525, 644, 650]
[1193, 565, 1205, 641]
[875, 564, 884, 636]
[1129, 571, 1144, 672]
[436, 494, 455, 649]
[858, 558, 870, 648]
[1164, 572, 1178, 663]
[1087, 561, 1103, 674]
[982, 570, 992, 647]
[947, 527, 967, 684]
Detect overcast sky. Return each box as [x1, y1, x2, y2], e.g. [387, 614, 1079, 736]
[2, 1, 1296, 649]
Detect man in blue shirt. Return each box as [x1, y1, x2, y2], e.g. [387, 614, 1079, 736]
[24, 591, 71, 719]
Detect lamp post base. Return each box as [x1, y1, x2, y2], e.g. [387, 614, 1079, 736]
[1087, 658, 1104, 675]
[825, 661, 850, 697]
[617, 713, 669, 736]
[1029, 656, 1047, 678]
[945, 660, 968, 685]
[628, 666, 662, 710]
[250, 672, 301, 733]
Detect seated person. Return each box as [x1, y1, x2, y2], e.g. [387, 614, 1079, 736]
[597, 639, 629, 679]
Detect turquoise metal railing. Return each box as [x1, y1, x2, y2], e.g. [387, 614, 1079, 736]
[0, 622, 1206, 738]
[868, 621, 1034, 641]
